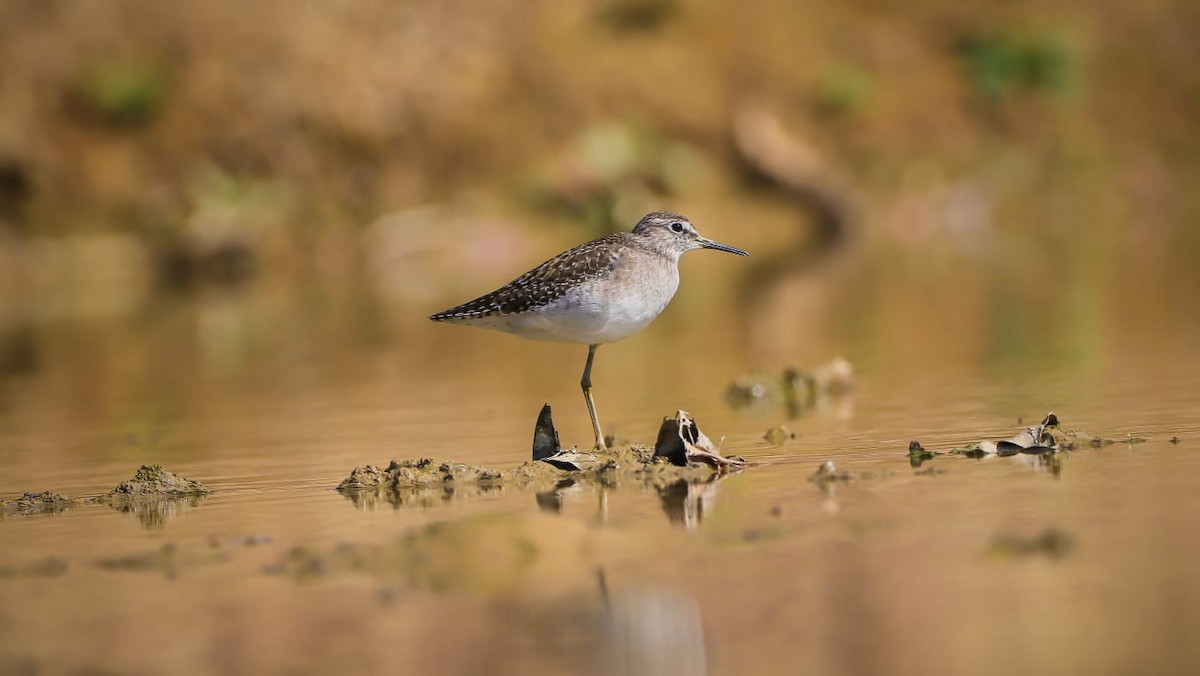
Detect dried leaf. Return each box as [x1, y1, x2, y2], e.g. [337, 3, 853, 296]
[532, 403, 560, 461]
[654, 410, 746, 468]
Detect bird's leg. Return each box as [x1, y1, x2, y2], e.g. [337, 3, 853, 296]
[581, 343, 607, 451]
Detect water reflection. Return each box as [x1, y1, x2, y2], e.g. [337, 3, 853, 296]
[534, 478, 586, 514]
[105, 494, 208, 529]
[2, 492, 210, 528]
[0, 557, 68, 579]
[657, 476, 727, 531]
[0, 491, 75, 517]
[601, 586, 708, 676]
[0, 324, 38, 378]
[0, 189, 1197, 676]
[341, 463, 743, 531]
[0, 324, 38, 413]
[341, 481, 504, 510]
[724, 358, 855, 421]
[96, 541, 228, 579]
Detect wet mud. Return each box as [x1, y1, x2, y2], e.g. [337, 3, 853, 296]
[337, 409, 746, 510]
[1, 492, 75, 517]
[2, 464, 210, 528]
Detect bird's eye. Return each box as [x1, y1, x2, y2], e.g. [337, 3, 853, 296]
[669, 222, 685, 233]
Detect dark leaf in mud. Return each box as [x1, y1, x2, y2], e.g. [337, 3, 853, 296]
[653, 416, 688, 466]
[532, 403, 560, 461]
[1001, 412, 1059, 450]
[995, 441, 1023, 457]
[948, 412, 1062, 460]
[654, 411, 746, 468]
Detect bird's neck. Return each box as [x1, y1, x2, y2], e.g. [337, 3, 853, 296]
[626, 234, 683, 264]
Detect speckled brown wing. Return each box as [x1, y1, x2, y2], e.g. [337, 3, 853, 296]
[429, 233, 627, 321]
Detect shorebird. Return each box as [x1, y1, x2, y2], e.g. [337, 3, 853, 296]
[429, 211, 748, 450]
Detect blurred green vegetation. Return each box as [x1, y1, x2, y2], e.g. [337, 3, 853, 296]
[524, 123, 702, 233]
[813, 62, 876, 117]
[69, 60, 172, 127]
[956, 29, 1079, 107]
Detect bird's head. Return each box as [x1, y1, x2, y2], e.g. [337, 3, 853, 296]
[631, 211, 749, 260]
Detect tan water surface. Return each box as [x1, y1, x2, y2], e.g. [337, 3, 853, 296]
[2, 217, 1199, 675]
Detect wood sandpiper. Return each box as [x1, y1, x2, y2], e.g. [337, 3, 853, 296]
[429, 211, 749, 450]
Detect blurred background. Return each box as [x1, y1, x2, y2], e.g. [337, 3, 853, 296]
[2, 0, 1198, 453]
[2, 0, 1197, 434]
[2, 0, 1197, 333]
[2, 2, 1200, 674]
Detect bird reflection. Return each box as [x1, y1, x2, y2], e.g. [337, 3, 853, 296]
[534, 472, 739, 530]
[596, 569, 709, 676]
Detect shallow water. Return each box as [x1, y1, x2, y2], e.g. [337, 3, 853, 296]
[2, 228, 1199, 675]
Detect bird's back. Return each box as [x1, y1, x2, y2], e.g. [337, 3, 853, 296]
[429, 232, 679, 344]
[429, 233, 627, 321]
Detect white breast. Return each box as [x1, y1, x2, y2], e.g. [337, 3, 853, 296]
[505, 260, 680, 344]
